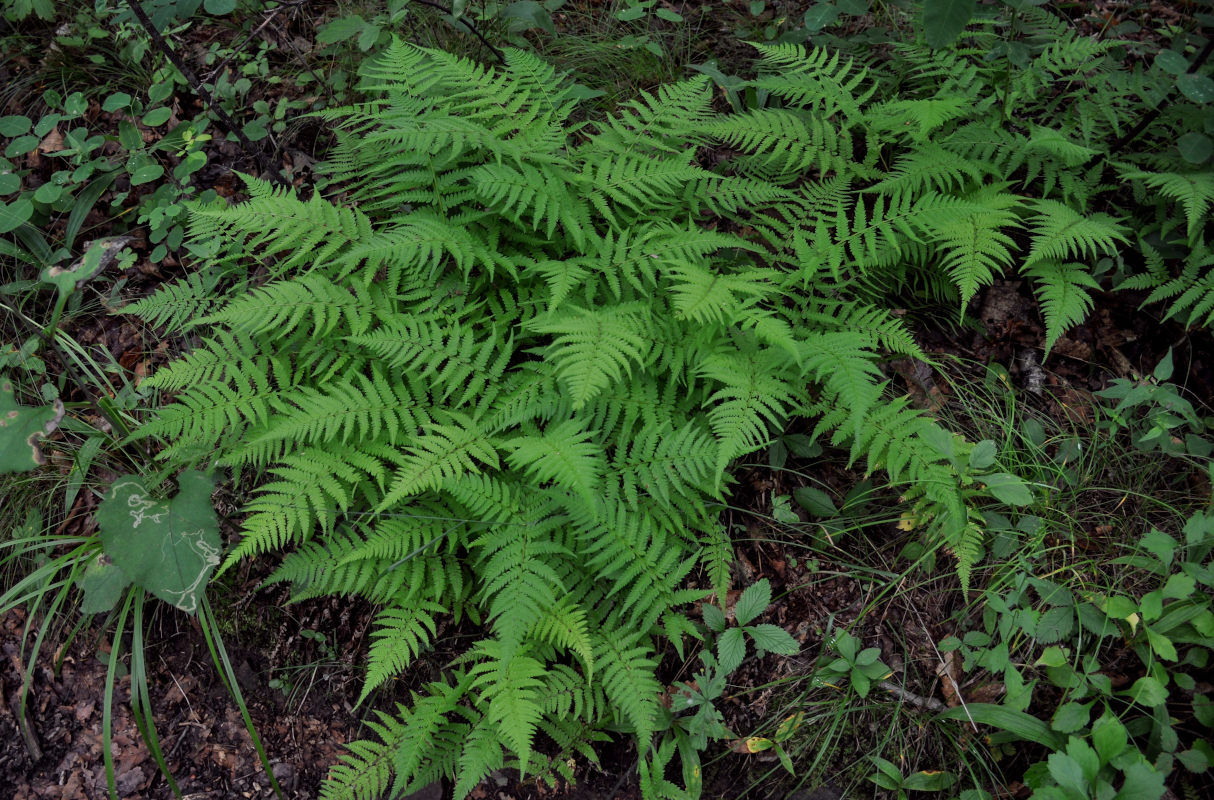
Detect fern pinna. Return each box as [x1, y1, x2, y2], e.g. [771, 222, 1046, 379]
[122, 37, 1130, 799]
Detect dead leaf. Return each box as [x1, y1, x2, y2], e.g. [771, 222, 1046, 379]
[38, 126, 64, 154]
[936, 650, 962, 707]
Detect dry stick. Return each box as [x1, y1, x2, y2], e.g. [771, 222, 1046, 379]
[409, 0, 506, 64]
[124, 0, 292, 188]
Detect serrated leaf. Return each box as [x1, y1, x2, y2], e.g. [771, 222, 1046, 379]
[97, 471, 221, 614]
[1124, 676, 1167, 707]
[735, 578, 771, 626]
[747, 623, 799, 655]
[718, 627, 746, 674]
[1051, 701, 1092, 733]
[1113, 762, 1165, 800]
[702, 603, 727, 633]
[969, 439, 997, 470]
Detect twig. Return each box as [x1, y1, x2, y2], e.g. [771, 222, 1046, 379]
[124, 0, 291, 188]
[408, 0, 506, 64]
[879, 679, 947, 712]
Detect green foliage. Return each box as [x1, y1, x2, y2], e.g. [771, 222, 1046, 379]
[124, 37, 1009, 798]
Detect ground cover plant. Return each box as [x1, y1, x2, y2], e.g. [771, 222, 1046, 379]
[2, 1, 1214, 799]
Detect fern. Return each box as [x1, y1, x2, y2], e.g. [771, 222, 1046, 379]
[123, 38, 1078, 800]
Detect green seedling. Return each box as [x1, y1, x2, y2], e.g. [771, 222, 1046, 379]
[813, 629, 892, 698]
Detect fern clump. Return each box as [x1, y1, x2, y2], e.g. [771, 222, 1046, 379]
[124, 38, 1115, 799]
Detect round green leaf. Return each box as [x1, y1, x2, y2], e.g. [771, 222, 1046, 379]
[33, 182, 62, 203]
[0, 173, 19, 195]
[1178, 132, 1213, 164]
[129, 164, 164, 185]
[96, 470, 221, 614]
[1155, 50, 1190, 75]
[1177, 73, 1214, 104]
[102, 92, 133, 112]
[0, 115, 32, 137]
[5, 135, 40, 158]
[63, 92, 88, 117]
[142, 107, 173, 127]
[803, 4, 839, 31]
[1050, 701, 1092, 733]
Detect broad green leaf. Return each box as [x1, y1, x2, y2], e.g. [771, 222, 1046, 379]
[1177, 73, 1214, 104]
[141, 107, 173, 127]
[793, 486, 838, 517]
[702, 603, 727, 633]
[1124, 676, 1168, 707]
[1113, 762, 1165, 800]
[935, 703, 1066, 749]
[923, 0, 976, 48]
[747, 623, 799, 655]
[735, 578, 771, 627]
[1178, 132, 1213, 164]
[1050, 701, 1092, 733]
[1155, 51, 1189, 75]
[1091, 709, 1128, 763]
[0, 377, 64, 474]
[0, 198, 33, 234]
[1162, 572, 1195, 600]
[1177, 742, 1213, 773]
[717, 627, 746, 674]
[204, 0, 237, 13]
[97, 470, 221, 614]
[0, 115, 31, 136]
[1194, 694, 1214, 728]
[78, 554, 130, 614]
[1144, 628, 1177, 661]
[969, 439, 997, 470]
[1036, 606, 1074, 644]
[129, 164, 164, 185]
[803, 4, 839, 31]
[984, 472, 1034, 505]
[903, 770, 957, 791]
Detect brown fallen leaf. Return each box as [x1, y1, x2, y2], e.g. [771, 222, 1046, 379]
[38, 126, 64, 154]
[936, 650, 962, 708]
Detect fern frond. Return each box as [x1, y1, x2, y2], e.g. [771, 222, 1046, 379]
[379, 415, 499, 507]
[1022, 199, 1128, 267]
[360, 604, 442, 704]
[1022, 259, 1100, 355]
[527, 305, 650, 409]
